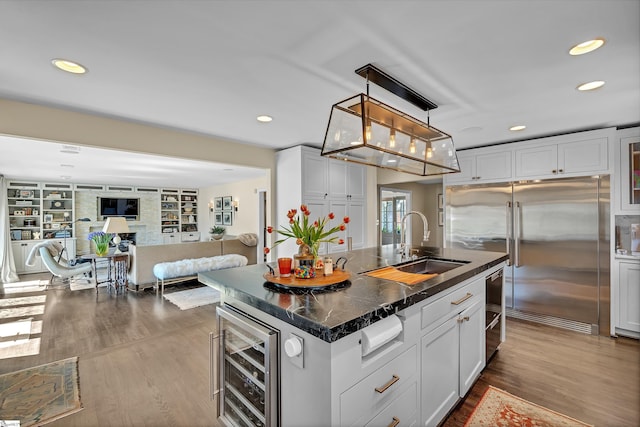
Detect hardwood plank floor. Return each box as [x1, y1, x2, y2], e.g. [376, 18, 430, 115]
[2, 274, 639, 426]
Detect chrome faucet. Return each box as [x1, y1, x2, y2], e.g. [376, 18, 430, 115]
[399, 211, 430, 259]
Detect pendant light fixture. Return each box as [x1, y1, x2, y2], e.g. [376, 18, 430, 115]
[322, 64, 460, 176]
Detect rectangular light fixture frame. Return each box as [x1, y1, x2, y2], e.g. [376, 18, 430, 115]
[321, 93, 460, 176]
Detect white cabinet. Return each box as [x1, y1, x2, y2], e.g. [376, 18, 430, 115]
[302, 149, 329, 199]
[515, 137, 609, 179]
[420, 276, 485, 426]
[276, 145, 368, 258]
[617, 260, 640, 337]
[617, 128, 640, 213]
[162, 232, 181, 244]
[11, 238, 76, 274]
[12, 241, 43, 274]
[340, 345, 418, 426]
[181, 231, 201, 242]
[445, 149, 513, 185]
[329, 160, 366, 200]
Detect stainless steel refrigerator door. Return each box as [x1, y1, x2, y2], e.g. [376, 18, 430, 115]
[512, 178, 600, 325]
[446, 184, 514, 307]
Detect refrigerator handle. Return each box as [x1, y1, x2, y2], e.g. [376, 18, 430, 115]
[210, 331, 222, 401]
[514, 201, 521, 267]
[506, 201, 512, 266]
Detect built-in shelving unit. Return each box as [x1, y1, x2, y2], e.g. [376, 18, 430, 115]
[42, 183, 75, 239]
[180, 189, 198, 233]
[160, 189, 181, 234]
[7, 181, 41, 241]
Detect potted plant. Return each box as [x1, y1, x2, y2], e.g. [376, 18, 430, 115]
[210, 226, 226, 240]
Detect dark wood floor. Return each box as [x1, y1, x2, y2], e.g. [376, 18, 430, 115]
[1, 274, 639, 427]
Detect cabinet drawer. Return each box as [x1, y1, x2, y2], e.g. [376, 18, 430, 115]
[421, 278, 483, 330]
[365, 381, 418, 427]
[340, 345, 417, 426]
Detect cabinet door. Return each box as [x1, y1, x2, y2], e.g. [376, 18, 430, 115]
[328, 200, 347, 254]
[444, 153, 475, 184]
[347, 163, 366, 200]
[347, 200, 365, 250]
[421, 316, 459, 427]
[458, 298, 485, 396]
[12, 241, 43, 274]
[163, 233, 180, 244]
[305, 199, 330, 256]
[618, 262, 640, 333]
[558, 138, 608, 175]
[328, 160, 348, 199]
[515, 144, 558, 178]
[302, 151, 329, 199]
[475, 150, 513, 182]
[620, 134, 640, 212]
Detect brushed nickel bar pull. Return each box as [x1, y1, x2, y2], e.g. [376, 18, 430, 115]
[388, 417, 400, 427]
[210, 332, 221, 400]
[515, 201, 521, 267]
[375, 375, 400, 393]
[506, 201, 512, 266]
[451, 292, 473, 305]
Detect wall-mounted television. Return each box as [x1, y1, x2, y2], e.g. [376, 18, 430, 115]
[97, 197, 139, 220]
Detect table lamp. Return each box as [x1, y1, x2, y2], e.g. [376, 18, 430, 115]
[103, 217, 130, 254]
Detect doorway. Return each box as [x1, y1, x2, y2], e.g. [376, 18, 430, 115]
[379, 188, 411, 246]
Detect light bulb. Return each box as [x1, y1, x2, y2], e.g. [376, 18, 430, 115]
[427, 147, 433, 159]
[409, 138, 416, 154]
[389, 129, 396, 148]
[365, 125, 371, 143]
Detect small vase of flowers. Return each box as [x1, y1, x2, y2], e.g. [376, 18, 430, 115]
[88, 231, 113, 256]
[265, 205, 349, 278]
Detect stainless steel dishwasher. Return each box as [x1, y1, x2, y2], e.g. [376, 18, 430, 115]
[486, 268, 503, 361]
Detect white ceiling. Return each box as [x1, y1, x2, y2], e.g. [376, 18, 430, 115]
[0, 0, 638, 188]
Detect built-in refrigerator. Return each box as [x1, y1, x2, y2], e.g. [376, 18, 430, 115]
[446, 176, 609, 334]
[211, 304, 279, 427]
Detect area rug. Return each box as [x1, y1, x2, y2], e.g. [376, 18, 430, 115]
[0, 356, 83, 426]
[464, 386, 592, 427]
[163, 286, 220, 310]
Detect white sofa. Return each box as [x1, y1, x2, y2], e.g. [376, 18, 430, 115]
[127, 237, 257, 290]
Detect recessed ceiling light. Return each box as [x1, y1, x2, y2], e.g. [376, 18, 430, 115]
[577, 80, 605, 91]
[257, 115, 273, 123]
[509, 125, 526, 131]
[569, 38, 605, 56]
[51, 58, 87, 74]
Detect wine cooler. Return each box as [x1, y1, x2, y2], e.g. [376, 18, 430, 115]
[211, 304, 279, 427]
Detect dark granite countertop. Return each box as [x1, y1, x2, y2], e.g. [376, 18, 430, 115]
[198, 246, 508, 343]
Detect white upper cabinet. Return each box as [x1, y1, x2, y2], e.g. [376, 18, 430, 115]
[617, 127, 640, 213]
[445, 148, 513, 185]
[302, 149, 329, 199]
[515, 133, 610, 179]
[329, 160, 366, 200]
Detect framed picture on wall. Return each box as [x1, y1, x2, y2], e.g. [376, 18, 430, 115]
[438, 211, 444, 227]
[214, 197, 223, 211]
[222, 196, 232, 211]
[223, 211, 233, 226]
[438, 193, 443, 209]
[214, 212, 223, 225]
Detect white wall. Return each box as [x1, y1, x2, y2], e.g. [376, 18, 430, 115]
[200, 175, 270, 237]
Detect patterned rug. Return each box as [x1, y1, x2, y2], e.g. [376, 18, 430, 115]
[464, 386, 593, 427]
[163, 286, 220, 310]
[0, 357, 83, 426]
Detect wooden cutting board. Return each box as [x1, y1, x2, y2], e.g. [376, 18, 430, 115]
[365, 266, 437, 285]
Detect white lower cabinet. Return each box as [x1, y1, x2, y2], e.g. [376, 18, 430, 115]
[11, 239, 77, 274]
[420, 277, 485, 426]
[340, 345, 418, 426]
[617, 260, 640, 337]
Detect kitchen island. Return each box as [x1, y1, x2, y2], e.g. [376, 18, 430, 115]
[199, 246, 507, 427]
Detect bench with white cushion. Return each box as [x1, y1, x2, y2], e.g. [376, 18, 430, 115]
[153, 254, 248, 296]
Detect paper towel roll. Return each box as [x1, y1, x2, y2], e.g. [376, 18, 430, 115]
[361, 315, 403, 357]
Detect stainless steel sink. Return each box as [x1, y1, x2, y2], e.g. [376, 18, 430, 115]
[395, 257, 469, 275]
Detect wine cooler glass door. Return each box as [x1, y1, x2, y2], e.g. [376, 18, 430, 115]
[216, 305, 279, 427]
